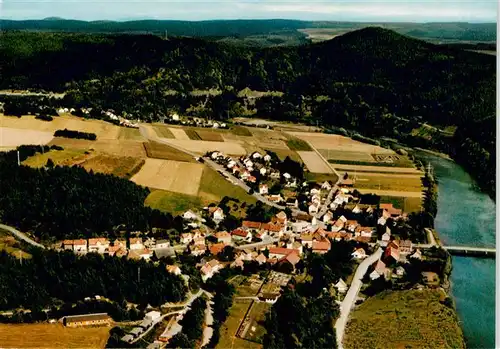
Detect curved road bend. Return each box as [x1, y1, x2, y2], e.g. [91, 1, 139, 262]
[139, 124, 307, 215]
[335, 247, 383, 349]
[0, 223, 45, 249]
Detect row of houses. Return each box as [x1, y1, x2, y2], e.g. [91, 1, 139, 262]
[369, 240, 420, 280]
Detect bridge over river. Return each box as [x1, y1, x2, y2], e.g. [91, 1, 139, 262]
[415, 244, 496, 258]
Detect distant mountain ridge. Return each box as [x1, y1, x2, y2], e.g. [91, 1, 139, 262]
[0, 18, 496, 43]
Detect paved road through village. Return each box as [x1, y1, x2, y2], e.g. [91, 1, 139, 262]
[334, 247, 383, 349]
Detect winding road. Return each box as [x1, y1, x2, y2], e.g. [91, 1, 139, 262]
[334, 248, 383, 349]
[0, 223, 45, 249]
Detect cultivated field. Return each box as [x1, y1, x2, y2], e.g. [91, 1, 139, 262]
[353, 175, 422, 192]
[0, 114, 121, 140]
[151, 124, 175, 139]
[117, 127, 145, 141]
[161, 139, 247, 155]
[344, 290, 465, 349]
[0, 231, 31, 259]
[168, 127, 190, 140]
[355, 189, 423, 198]
[195, 129, 225, 142]
[80, 154, 145, 178]
[145, 189, 202, 216]
[297, 151, 333, 174]
[198, 167, 257, 205]
[287, 131, 394, 154]
[0, 323, 110, 348]
[244, 302, 272, 344]
[0, 127, 53, 147]
[318, 149, 375, 162]
[49, 138, 147, 157]
[143, 141, 195, 162]
[131, 158, 204, 195]
[379, 196, 423, 213]
[216, 300, 261, 349]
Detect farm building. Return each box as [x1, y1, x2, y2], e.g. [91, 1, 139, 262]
[62, 313, 112, 327]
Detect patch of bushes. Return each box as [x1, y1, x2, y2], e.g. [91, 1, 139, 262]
[54, 128, 97, 140]
[35, 114, 53, 121]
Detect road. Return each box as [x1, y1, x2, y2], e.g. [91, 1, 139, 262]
[139, 124, 308, 215]
[306, 141, 342, 219]
[0, 223, 45, 249]
[334, 248, 383, 349]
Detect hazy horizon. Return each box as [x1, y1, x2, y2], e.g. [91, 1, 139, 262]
[2, 1, 497, 23]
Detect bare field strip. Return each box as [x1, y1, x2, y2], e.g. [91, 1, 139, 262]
[49, 138, 147, 157]
[287, 131, 394, 154]
[0, 323, 110, 348]
[195, 129, 225, 142]
[143, 141, 195, 162]
[0, 115, 121, 139]
[351, 172, 422, 179]
[355, 188, 423, 198]
[151, 124, 175, 139]
[162, 139, 247, 155]
[168, 127, 190, 140]
[318, 149, 375, 162]
[331, 163, 423, 174]
[0, 127, 53, 147]
[297, 151, 333, 174]
[131, 158, 204, 195]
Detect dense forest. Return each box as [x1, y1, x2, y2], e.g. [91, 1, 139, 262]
[0, 146, 177, 240]
[0, 28, 495, 197]
[0, 249, 187, 311]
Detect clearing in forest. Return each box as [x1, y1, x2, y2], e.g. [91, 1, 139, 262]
[297, 151, 333, 174]
[131, 158, 203, 195]
[0, 323, 110, 348]
[22, 148, 88, 168]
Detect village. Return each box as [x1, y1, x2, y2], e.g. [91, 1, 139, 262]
[48, 163, 432, 349]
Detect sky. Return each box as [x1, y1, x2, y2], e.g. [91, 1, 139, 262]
[1, 0, 497, 22]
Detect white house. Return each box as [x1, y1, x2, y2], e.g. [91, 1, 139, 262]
[129, 238, 144, 250]
[156, 239, 170, 249]
[166, 265, 182, 275]
[88, 238, 110, 254]
[308, 203, 319, 215]
[283, 172, 291, 180]
[252, 152, 262, 159]
[259, 184, 269, 195]
[351, 248, 367, 259]
[211, 207, 225, 221]
[259, 167, 267, 176]
[377, 217, 387, 226]
[335, 279, 348, 293]
[73, 239, 88, 254]
[145, 311, 162, 322]
[292, 221, 311, 233]
[171, 113, 180, 121]
[263, 154, 272, 162]
[183, 210, 199, 221]
[322, 211, 334, 223]
[321, 181, 332, 191]
[310, 188, 321, 195]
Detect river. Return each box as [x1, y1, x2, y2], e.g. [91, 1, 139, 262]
[418, 153, 496, 349]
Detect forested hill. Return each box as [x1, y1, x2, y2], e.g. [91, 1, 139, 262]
[0, 28, 495, 197]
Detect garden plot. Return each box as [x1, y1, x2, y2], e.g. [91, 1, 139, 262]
[297, 151, 333, 173]
[131, 158, 203, 195]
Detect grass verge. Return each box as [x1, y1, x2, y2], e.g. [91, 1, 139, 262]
[286, 138, 313, 151]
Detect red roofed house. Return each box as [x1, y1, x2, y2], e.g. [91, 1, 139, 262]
[262, 222, 285, 237]
[242, 221, 262, 232]
[277, 250, 301, 271]
[399, 240, 413, 254]
[384, 244, 400, 264]
[380, 203, 402, 217]
[268, 247, 298, 259]
[332, 216, 347, 232]
[88, 238, 110, 254]
[354, 226, 374, 238]
[300, 233, 314, 248]
[351, 248, 367, 259]
[275, 211, 288, 225]
[259, 184, 269, 195]
[231, 229, 252, 242]
[255, 253, 267, 265]
[312, 240, 331, 254]
[106, 244, 127, 257]
[73, 239, 88, 254]
[345, 220, 359, 232]
[370, 260, 388, 280]
[209, 243, 226, 256]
